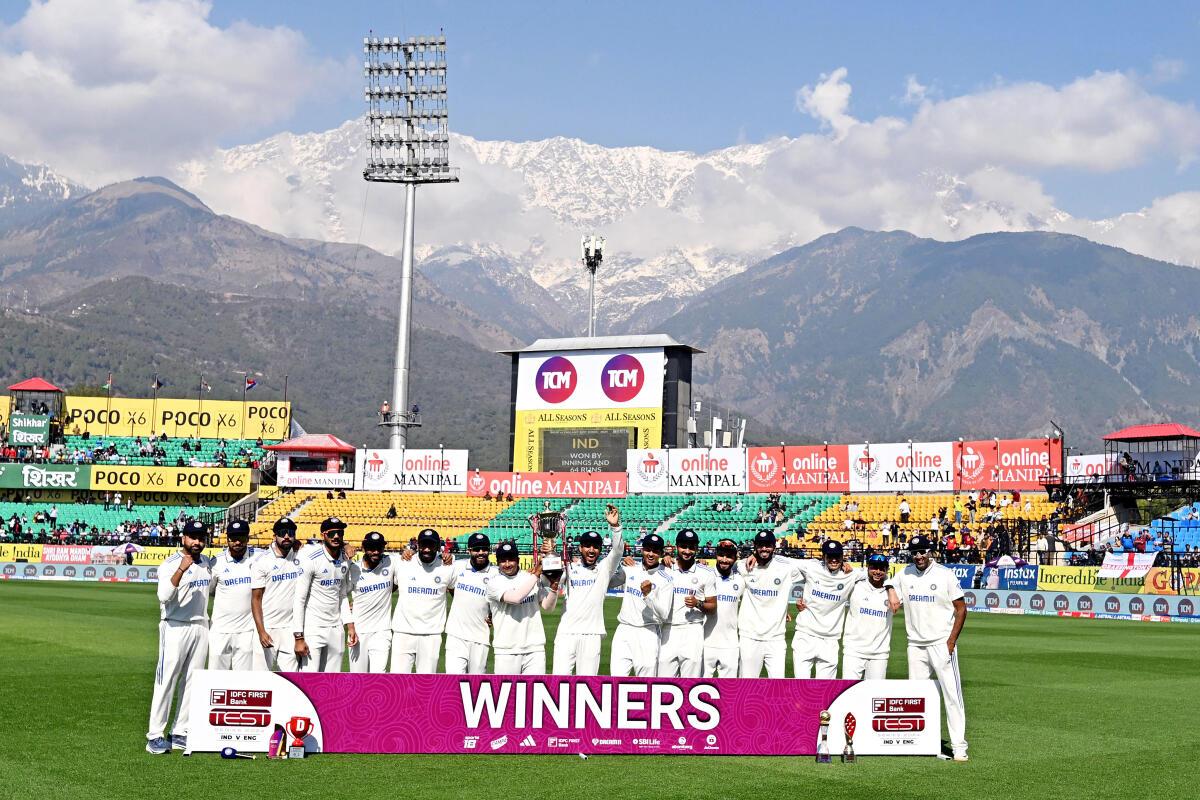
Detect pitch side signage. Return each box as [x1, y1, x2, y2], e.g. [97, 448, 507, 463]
[466, 471, 628, 498]
[515, 348, 665, 412]
[747, 445, 852, 493]
[847, 442, 954, 493]
[627, 448, 746, 494]
[355, 449, 468, 492]
[956, 439, 1061, 490]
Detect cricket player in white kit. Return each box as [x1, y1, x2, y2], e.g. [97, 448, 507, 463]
[886, 534, 969, 762]
[702, 539, 744, 678]
[251, 517, 304, 671]
[739, 530, 803, 678]
[659, 529, 717, 678]
[790, 539, 863, 679]
[487, 541, 560, 674]
[391, 528, 455, 673]
[146, 520, 212, 754]
[348, 532, 396, 673]
[552, 505, 625, 675]
[610, 533, 673, 677]
[445, 532, 497, 675]
[208, 520, 262, 670]
[841, 553, 894, 680]
[292, 517, 355, 672]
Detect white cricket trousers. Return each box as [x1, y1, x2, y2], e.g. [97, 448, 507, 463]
[147, 620, 208, 740]
[445, 635, 490, 674]
[349, 629, 393, 673]
[792, 633, 839, 678]
[493, 648, 545, 675]
[262, 627, 300, 672]
[909, 642, 967, 755]
[739, 636, 786, 678]
[208, 630, 262, 670]
[702, 645, 739, 678]
[842, 651, 889, 680]
[610, 624, 660, 677]
[390, 632, 441, 673]
[552, 633, 603, 675]
[300, 625, 344, 672]
[658, 625, 704, 677]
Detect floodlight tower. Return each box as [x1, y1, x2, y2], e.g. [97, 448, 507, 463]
[581, 234, 605, 337]
[364, 32, 458, 448]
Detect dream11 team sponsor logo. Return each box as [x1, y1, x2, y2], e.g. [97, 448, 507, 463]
[871, 698, 926, 734]
[535, 356, 578, 404]
[600, 354, 644, 403]
[208, 689, 272, 728]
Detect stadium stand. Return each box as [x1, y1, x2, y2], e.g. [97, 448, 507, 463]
[0, 500, 221, 544]
[61, 435, 269, 467]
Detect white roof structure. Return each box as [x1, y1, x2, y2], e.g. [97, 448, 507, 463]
[499, 334, 703, 355]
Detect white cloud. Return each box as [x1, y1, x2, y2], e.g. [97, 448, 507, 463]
[902, 75, 928, 105]
[796, 67, 857, 139]
[0, 0, 348, 185]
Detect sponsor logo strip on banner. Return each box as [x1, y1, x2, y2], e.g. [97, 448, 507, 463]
[89, 466, 251, 494]
[466, 471, 627, 498]
[355, 449, 468, 492]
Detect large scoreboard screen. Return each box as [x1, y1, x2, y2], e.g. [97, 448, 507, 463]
[539, 428, 635, 472]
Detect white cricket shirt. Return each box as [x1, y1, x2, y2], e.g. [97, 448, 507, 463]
[348, 555, 397, 634]
[446, 560, 497, 645]
[703, 568, 744, 650]
[738, 555, 805, 641]
[885, 562, 965, 645]
[292, 545, 352, 633]
[486, 571, 549, 655]
[250, 545, 303, 629]
[792, 560, 864, 639]
[842, 580, 894, 658]
[391, 555, 455, 635]
[210, 547, 261, 634]
[558, 533, 625, 636]
[616, 563, 673, 628]
[157, 550, 214, 623]
[667, 561, 718, 627]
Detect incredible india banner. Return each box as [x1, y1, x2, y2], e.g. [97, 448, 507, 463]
[187, 671, 941, 757]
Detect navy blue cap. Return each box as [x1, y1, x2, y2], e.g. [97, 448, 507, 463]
[467, 532, 490, 550]
[225, 519, 250, 538]
[866, 553, 890, 567]
[675, 528, 699, 547]
[320, 517, 346, 533]
[496, 541, 519, 561]
[272, 517, 297, 535]
[753, 530, 776, 546]
[578, 530, 603, 547]
[641, 533, 665, 552]
[183, 520, 209, 538]
[417, 528, 441, 545]
[362, 531, 387, 551]
[821, 539, 844, 559]
[909, 534, 933, 552]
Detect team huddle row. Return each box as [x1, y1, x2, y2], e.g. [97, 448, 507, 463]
[146, 506, 969, 759]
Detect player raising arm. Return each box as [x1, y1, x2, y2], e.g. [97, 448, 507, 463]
[886, 534, 969, 762]
[292, 517, 355, 672]
[486, 541, 560, 674]
[552, 505, 625, 675]
[146, 520, 213, 754]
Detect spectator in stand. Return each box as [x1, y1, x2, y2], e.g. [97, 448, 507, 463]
[953, 494, 964, 525]
[898, 497, 911, 524]
[929, 515, 940, 535]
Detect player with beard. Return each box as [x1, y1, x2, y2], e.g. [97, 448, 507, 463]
[486, 541, 559, 674]
[552, 505, 625, 675]
[445, 532, 497, 674]
[702, 538, 744, 677]
[292, 517, 356, 672]
[146, 520, 212, 754]
[251, 517, 304, 671]
[391, 528, 455, 673]
[658, 529, 717, 677]
[347, 532, 395, 673]
[790, 539, 863, 678]
[886, 534, 969, 761]
[208, 520, 261, 670]
[738, 530, 805, 678]
[842, 552, 895, 680]
[610, 533, 674, 677]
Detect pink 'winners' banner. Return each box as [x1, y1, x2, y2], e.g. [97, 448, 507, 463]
[187, 671, 941, 756]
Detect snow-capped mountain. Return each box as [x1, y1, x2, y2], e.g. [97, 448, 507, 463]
[0, 154, 88, 228]
[172, 118, 1200, 337]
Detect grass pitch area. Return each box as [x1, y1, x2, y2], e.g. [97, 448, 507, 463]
[0, 581, 1195, 800]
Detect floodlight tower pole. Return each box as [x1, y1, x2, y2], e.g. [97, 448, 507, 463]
[581, 234, 605, 337]
[363, 32, 458, 449]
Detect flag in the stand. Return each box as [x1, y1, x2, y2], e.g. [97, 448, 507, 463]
[101, 374, 112, 391]
[200, 380, 212, 393]
[245, 377, 258, 391]
[151, 376, 164, 390]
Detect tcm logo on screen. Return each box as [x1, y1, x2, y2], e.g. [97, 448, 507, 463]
[601, 354, 644, 402]
[535, 356, 577, 404]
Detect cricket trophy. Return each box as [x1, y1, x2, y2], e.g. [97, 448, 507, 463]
[816, 710, 832, 763]
[530, 501, 567, 583]
[842, 712, 857, 763]
[285, 715, 314, 759]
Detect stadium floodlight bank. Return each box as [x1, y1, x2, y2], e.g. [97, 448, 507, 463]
[364, 33, 459, 449]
